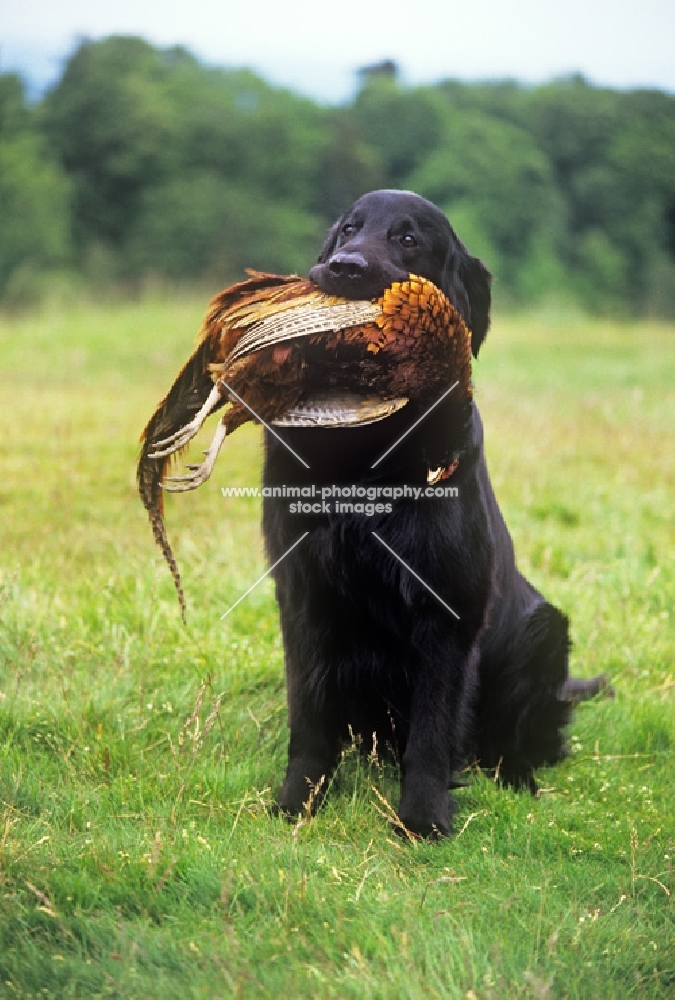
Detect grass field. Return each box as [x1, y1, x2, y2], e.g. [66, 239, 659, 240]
[0, 291, 673, 998]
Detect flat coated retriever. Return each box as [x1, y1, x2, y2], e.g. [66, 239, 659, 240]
[263, 189, 604, 838]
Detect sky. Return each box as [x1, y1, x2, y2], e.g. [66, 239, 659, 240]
[1, 0, 674, 102]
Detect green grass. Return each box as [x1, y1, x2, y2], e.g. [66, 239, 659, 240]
[1, 292, 674, 998]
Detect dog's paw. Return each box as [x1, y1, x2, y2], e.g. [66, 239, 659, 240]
[397, 782, 455, 840]
[276, 761, 328, 819]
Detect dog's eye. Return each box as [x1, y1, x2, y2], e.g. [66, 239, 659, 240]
[400, 233, 418, 247]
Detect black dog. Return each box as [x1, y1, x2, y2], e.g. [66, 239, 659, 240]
[263, 189, 604, 837]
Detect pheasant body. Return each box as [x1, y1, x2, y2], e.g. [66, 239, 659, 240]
[138, 271, 472, 617]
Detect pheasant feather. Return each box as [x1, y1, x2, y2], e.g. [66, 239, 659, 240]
[138, 271, 472, 618]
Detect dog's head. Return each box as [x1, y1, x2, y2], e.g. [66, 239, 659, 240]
[309, 189, 491, 357]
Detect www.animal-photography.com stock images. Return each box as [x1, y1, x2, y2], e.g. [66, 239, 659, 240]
[1, 1, 674, 997]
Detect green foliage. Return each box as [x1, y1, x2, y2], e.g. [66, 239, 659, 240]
[408, 109, 566, 295]
[2, 41, 675, 312]
[352, 76, 446, 181]
[125, 173, 322, 280]
[520, 78, 675, 310]
[307, 111, 384, 222]
[41, 37, 184, 248]
[0, 73, 72, 295]
[37, 38, 333, 284]
[159, 60, 329, 205]
[0, 131, 72, 294]
[0, 72, 29, 135]
[0, 295, 673, 996]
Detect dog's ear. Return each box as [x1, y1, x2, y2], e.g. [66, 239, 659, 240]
[316, 219, 343, 264]
[461, 252, 492, 357]
[443, 237, 492, 357]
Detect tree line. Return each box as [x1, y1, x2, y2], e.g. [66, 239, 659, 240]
[1, 36, 674, 313]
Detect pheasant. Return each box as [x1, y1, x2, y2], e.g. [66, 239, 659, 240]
[138, 270, 472, 618]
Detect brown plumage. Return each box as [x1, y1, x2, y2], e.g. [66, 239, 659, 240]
[138, 270, 472, 619]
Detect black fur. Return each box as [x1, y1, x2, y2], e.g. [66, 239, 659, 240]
[263, 190, 604, 838]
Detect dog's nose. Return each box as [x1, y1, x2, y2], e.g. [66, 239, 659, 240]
[328, 251, 369, 279]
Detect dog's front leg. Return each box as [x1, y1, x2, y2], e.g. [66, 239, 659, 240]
[397, 644, 477, 839]
[276, 670, 341, 819]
